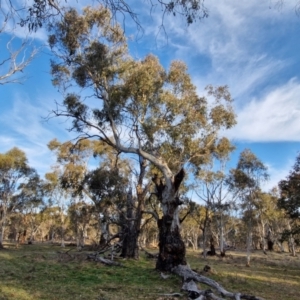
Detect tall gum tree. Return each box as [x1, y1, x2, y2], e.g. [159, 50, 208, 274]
[48, 6, 236, 271]
[278, 153, 300, 256]
[0, 147, 36, 248]
[227, 149, 269, 266]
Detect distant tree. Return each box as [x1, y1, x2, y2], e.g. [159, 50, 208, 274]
[48, 138, 103, 248]
[17, 172, 44, 243]
[227, 149, 269, 266]
[251, 191, 282, 252]
[48, 6, 236, 271]
[84, 164, 128, 246]
[278, 153, 300, 255]
[43, 170, 68, 247]
[0, 147, 37, 248]
[195, 137, 236, 257]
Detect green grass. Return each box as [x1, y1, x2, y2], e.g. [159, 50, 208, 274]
[0, 243, 300, 299]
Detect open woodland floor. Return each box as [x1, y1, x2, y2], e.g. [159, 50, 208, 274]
[0, 243, 300, 300]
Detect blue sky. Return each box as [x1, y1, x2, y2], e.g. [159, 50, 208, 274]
[1, 0, 300, 192]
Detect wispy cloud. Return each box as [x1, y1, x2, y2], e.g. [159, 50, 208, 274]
[227, 79, 300, 142]
[0, 91, 73, 176]
[263, 158, 294, 191]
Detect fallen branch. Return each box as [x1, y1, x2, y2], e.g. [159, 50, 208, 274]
[87, 253, 123, 267]
[157, 293, 184, 298]
[172, 265, 265, 300]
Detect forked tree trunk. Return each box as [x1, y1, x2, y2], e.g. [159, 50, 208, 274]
[153, 169, 187, 271]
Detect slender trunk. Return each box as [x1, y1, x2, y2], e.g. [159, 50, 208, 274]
[219, 214, 225, 256]
[82, 226, 86, 247]
[51, 230, 55, 242]
[202, 206, 210, 258]
[287, 223, 296, 256]
[202, 227, 208, 258]
[60, 208, 65, 247]
[0, 225, 4, 248]
[61, 227, 65, 247]
[261, 222, 266, 252]
[276, 240, 284, 252]
[246, 220, 252, 267]
[0, 210, 6, 249]
[289, 236, 296, 256]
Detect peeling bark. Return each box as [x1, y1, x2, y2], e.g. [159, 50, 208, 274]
[154, 168, 187, 271]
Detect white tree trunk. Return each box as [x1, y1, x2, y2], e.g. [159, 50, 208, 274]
[0, 209, 7, 247]
[246, 223, 252, 267]
[261, 222, 266, 251]
[202, 227, 208, 258]
[219, 214, 224, 254]
[289, 236, 296, 257]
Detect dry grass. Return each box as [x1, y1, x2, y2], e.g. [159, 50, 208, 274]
[0, 243, 299, 299]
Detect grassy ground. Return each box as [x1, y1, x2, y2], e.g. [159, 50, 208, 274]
[0, 243, 299, 300]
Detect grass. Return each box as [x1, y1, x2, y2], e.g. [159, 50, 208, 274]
[0, 243, 300, 300]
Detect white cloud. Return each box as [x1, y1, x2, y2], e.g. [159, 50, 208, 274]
[227, 79, 300, 141]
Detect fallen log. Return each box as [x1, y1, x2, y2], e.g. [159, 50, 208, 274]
[87, 254, 123, 267]
[172, 265, 265, 300]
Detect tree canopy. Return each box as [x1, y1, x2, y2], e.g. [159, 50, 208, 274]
[278, 153, 300, 220]
[48, 5, 236, 270]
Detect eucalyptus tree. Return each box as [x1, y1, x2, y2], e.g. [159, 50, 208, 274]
[3, 0, 208, 32]
[227, 149, 269, 266]
[68, 201, 95, 247]
[43, 170, 68, 246]
[17, 172, 44, 243]
[48, 138, 103, 247]
[84, 164, 129, 247]
[251, 191, 283, 252]
[0, 147, 37, 248]
[195, 137, 236, 256]
[48, 6, 236, 271]
[278, 153, 300, 255]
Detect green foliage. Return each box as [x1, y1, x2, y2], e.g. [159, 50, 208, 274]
[278, 153, 300, 220]
[49, 6, 236, 179]
[84, 167, 128, 207]
[278, 153, 300, 241]
[0, 147, 37, 211]
[227, 149, 269, 193]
